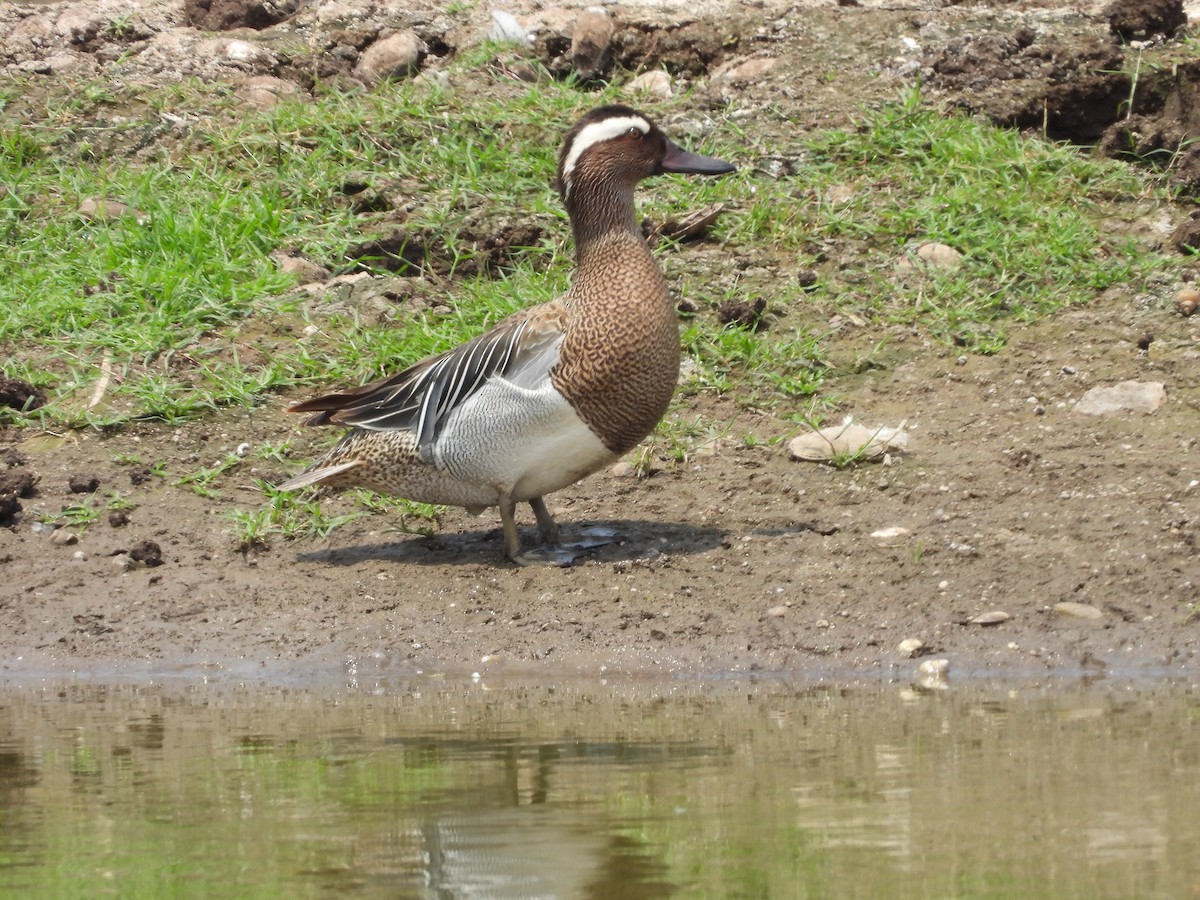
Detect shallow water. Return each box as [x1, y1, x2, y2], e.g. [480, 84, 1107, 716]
[0, 677, 1197, 898]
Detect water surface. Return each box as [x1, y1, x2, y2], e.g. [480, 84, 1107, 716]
[1, 678, 1197, 898]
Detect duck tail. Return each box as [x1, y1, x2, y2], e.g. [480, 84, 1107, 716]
[277, 459, 360, 491]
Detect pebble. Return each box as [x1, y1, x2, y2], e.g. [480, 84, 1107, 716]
[917, 658, 950, 689]
[568, 8, 614, 80]
[610, 461, 636, 478]
[1176, 288, 1199, 316]
[767, 605, 788, 618]
[489, 10, 530, 45]
[626, 70, 673, 99]
[897, 637, 924, 658]
[871, 526, 911, 539]
[112, 553, 135, 572]
[898, 241, 962, 270]
[971, 610, 1011, 625]
[815, 619, 831, 628]
[1074, 380, 1166, 416]
[1054, 601, 1103, 620]
[77, 197, 149, 225]
[51, 529, 78, 546]
[354, 31, 425, 85]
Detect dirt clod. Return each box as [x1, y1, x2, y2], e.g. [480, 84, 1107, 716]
[68, 474, 101, 494]
[0, 378, 45, 413]
[1106, 0, 1186, 40]
[129, 540, 164, 567]
[717, 297, 767, 329]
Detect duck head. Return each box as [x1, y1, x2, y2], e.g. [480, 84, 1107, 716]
[556, 105, 735, 209]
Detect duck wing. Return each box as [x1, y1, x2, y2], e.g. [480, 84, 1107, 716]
[287, 301, 568, 459]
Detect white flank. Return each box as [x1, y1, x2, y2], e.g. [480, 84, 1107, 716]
[560, 115, 650, 198]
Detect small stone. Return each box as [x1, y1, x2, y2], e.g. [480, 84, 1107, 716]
[897, 638, 924, 658]
[917, 658, 950, 689]
[971, 610, 1011, 626]
[899, 241, 963, 270]
[1074, 381, 1166, 416]
[918, 658, 949, 677]
[815, 618, 831, 628]
[1176, 288, 1199, 316]
[767, 605, 788, 618]
[489, 10, 530, 45]
[235, 75, 301, 109]
[112, 553, 135, 572]
[355, 31, 426, 85]
[568, 8, 614, 80]
[72, 550, 86, 561]
[626, 70, 672, 99]
[871, 526, 911, 539]
[271, 252, 330, 282]
[51, 529, 78, 546]
[1054, 601, 1103, 620]
[78, 198, 149, 225]
[712, 56, 779, 84]
[610, 461, 636, 478]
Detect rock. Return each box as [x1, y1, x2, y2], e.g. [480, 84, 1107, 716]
[270, 251, 330, 282]
[112, 553, 135, 572]
[489, 10, 530, 45]
[77, 198, 149, 225]
[871, 526, 911, 539]
[68, 474, 100, 494]
[1054, 601, 1103, 620]
[712, 56, 778, 85]
[51, 529, 78, 546]
[767, 605, 788, 618]
[355, 31, 425, 85]
[1176, 288, 1199, 316]
[917, 658, 950, 689]
[788, 419, 909, 463]
[610, 461, 636, 478]
[898, 638, 925, 658]
[626, 70, 672, 99]
[1074, 380, 1166, 416]
[901, 241, 963, 269]
[413, 69, 451, 91]
[971, 610, 1011, 625]
[567, 7, 613, 81]
[193, 37, 278, 73]
[235, 75, 300, 108]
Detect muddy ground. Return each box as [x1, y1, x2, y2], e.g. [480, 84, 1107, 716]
[1, 0, 1198, 682]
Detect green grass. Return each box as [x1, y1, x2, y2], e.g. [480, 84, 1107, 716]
[0, 68, 1172, 438]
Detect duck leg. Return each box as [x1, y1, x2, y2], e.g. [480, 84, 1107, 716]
[497, 495, 524, 561]
[529, 497, 560, 546]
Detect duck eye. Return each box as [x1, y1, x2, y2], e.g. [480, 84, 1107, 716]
[627, 128, 643, 140]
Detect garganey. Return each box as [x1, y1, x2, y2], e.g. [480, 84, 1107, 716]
[280, 105, 735, 564]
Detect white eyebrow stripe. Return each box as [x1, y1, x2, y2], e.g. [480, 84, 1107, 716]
[560, 115, 650, 197]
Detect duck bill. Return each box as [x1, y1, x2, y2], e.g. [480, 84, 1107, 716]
[659, 139, 736, 176]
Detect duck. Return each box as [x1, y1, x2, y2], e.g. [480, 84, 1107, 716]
[279, 104, 736, 564]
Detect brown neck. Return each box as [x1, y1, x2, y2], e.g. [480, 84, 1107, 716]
[564, 176, 641, 251]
